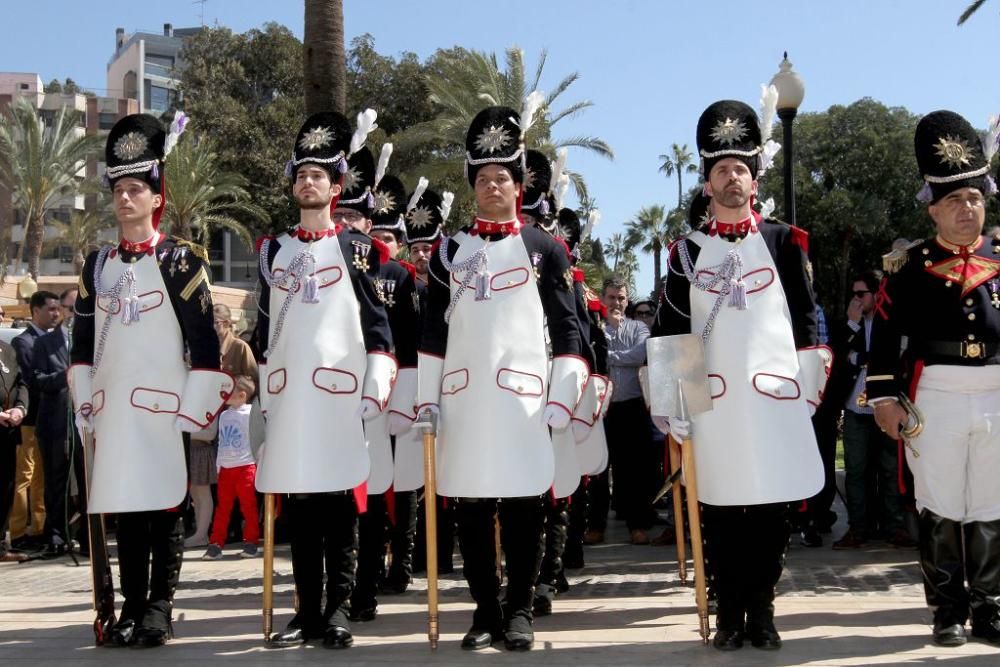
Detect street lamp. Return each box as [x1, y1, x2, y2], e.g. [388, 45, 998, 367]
[769, 52, 805, 227]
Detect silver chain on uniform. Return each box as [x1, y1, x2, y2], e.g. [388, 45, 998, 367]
[437, 235, 490, 324]
[87, 245, 139, 378]
[676, 238, 745, 343]
[258, 237, 319, 359]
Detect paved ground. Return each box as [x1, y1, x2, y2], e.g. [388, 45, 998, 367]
[2, 504, 1000, 666]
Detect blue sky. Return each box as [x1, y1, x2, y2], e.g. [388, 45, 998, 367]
[2, 1, 998, 293]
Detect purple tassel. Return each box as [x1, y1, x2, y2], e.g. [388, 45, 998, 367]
[986, 175, 998, 196]
[916, 181, 934, 203]
[540, 199, 550, 216]
[284, 160, 293, 178]
[101, 173, 111, 188]
[337, 158, 348, 174]
[302, 275, 319, 304]
[729, 279, 748, 310]
[366, 191, 376, 208]
[150, 162, 159, 180]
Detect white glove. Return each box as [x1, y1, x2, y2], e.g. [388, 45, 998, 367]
[669, 417, 690, 441]
[357, 397, 381, 421]
[75, 410, 94, 434]
[174, 416, 201, 433]
[543, 403, 572, 430]
[652, 416, 671, 436]
[808, 401, 817, 418]
[571, 420, 592, 443]
[388, 412, 414, 436]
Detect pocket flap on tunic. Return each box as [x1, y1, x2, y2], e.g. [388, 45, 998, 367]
[91, 390, 106, 416]
[752, 373, 800, 401]
[496, 368, 544, 397]
[130, 387, 180, 413]
[312, 367, 358, 395]
[267, 368, 287, 395]
[490, 267, 530, 292]
[441, 369, 469, 395]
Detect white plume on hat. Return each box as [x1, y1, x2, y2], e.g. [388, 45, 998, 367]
[407, 176, 429, 212]
[349, 108, 378, 157]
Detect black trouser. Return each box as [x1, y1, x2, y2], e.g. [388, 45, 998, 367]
[287, 493, 358, 628]
[387, 489, 418, 584]
[352, 493, 388, 611]
[701, 503, 790, 631]
[456, 496, 545, 630]
[589, 398, 657, 532]
[805, 406, 839, 528]
[564, 482, 588, 567]
[40, 429, 87, 546]
[115, 510, 184, 630]
[413, 494, 454, 573]
[0, 436, 16, 540]
[537, 496, 569, 590]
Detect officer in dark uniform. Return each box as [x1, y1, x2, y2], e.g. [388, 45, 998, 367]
[0, 340, 29, 562]
[869, 110, 1000, 647]
[331, 144, 419, 622]
[419, 104, 585, 651]
[72, 113, 230, 647]
[257, 111, 394, 649]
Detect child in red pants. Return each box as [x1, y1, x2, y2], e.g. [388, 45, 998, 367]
[203, 375, 259, 559]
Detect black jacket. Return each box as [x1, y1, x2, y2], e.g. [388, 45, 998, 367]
[32, 326, 74, 444]
[12, 325, 44, 426]
[0, 340, 28, 444]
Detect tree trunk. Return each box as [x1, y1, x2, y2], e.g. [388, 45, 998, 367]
[25, 213, 45, 279]
[303, 0, 346, 115]
[652, 244, 662, 297]
[676, 171, 683, 209]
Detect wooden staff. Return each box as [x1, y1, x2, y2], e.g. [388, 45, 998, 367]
[679, 428, 710, 643]
[262, 493, 276, 644]
[420, 412, 440, 649]
[668, 434, 687, 584]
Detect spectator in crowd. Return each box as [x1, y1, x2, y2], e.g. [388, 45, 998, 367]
[585, 277, 656, 545]
[0, 339, 28, 562]
[203, 375, 259, 559]
[9, 290, 59, 550]
[833, 270, 914, 549]
[32, 288, 87, 557]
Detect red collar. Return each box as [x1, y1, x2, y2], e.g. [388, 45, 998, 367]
[293, 224, 341, 242]
[119, 232, 163, 255]
[470, 217, 522, 237]
[935, 234, 983, 258]
[707, 215, 757, 238]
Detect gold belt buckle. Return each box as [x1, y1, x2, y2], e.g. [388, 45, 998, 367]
[962, 341, 985, 359]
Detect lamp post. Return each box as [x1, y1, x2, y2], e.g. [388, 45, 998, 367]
[769, 52, 805, 227]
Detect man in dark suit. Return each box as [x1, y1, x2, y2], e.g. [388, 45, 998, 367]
[33, 288, 86, 557]
[0, 339, 29, 562]
[10, 290, 59, 549]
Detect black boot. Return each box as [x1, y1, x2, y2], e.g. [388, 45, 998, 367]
[500, 497, 545, 651]
[456, 499, 503, 650]
[744, 504, 789, 651]
[534, 498, 569, 615]
[919, 510, 968, 646]
[351, 494, 386, 622]
[966, 519, 1000, 643]
[385, 490, 418, 594]
[134, 511, 184, 648]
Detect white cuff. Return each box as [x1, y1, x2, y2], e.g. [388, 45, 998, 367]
[797, 346, 833, 408]
[417, 352, 444, 410]
[362, 352, 398, 411]
[600, 379, 614, 418]
[68, 363, 93, 414]
[178, 369, 235, 430]
[547, 355, 589, 416]
[572, 374, 609, 428]
[387, 367, 418, 421]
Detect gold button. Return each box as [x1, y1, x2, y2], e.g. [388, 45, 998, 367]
[968, 313, 976, 321]
[507, 280, 515, 286]
[924, 260, 932, 267]
[969, 334, 977, 340]
[517, 385, 524, 392]
[922, 248, 930, 255]
[755, 280, 762, 286]
[331, 384, 337, 390]
[153, 403, 160, 410]
[946, 280, 953, 287]
[450, 385, 456, 391]
[967, 298, 975, 306]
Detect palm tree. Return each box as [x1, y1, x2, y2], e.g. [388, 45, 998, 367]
[0, 96, 103, 279]
[958, 0, 989, 24]
[303, 0, 346, 113]
[49, 192, 115, 274]
[397, 47, 613, 209]
[658, 143, 699, 207]
[160, 135, 267, 249]
[625, 204, 671, 294]
[604, 232, 628, 273]
[617, 250, 640, 298]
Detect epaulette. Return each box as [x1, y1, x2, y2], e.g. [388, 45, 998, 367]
[572, 267, 585, 283]
[171, 237, 209, 263]
[881, 239, 924, 274]
[398, 259, 418, 280]
[370, 236, 392, 264]
[255, 235, 275, 253]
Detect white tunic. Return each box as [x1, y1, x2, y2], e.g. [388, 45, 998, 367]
[687, 230, 823, 506]
[256, 233, 370, 493]
[436, 232, 554, 498]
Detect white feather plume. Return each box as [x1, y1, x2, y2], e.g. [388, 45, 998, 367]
[758, 197, 776, 221]
[759, 83, 779, 141]
[983, 114, 1000, 163]
[758, 139, 782, 176]
[163, 110, 189, 156]
[554, 174, 570, 212]
[581, 209, 601, 240]
[439, 191, 455, 222]
[374, 143, 393, 188]
[549, 148, 568, 196]
[349, 108, 378, 157]
[407, 177, 429, 212]
[517, 90, 545, 137]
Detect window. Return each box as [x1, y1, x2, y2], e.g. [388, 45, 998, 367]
[144, 81, 175, 112]
[98, 112, 117, 130]
[18, 83, 29, 90]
